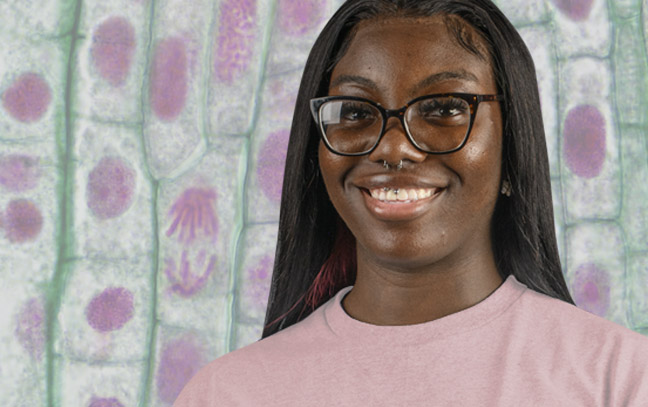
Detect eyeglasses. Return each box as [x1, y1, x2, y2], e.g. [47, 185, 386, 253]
[310, 93, 504, 156]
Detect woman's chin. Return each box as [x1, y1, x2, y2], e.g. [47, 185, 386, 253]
[358, 246, 452, 273]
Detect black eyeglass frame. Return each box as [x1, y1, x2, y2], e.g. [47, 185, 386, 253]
[310, 93, 505, 156]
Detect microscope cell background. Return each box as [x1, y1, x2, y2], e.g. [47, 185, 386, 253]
[1, 0, 648, 405]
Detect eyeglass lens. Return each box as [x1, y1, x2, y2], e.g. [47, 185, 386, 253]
[319, 97, 472, 154]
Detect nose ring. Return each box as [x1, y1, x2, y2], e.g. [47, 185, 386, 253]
[383, 160, 403, 170]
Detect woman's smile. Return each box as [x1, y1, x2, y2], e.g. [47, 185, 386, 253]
[350, 173, 447, 221]
[361, 186, 445, 221]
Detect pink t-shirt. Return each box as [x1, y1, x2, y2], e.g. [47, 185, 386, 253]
[173, 274, 648, 406]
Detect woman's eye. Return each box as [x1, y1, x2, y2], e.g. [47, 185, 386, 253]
[419, 100, 468, 118]
[341, 104, 374, 121]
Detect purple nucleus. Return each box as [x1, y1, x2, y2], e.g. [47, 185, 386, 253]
[3, 199, 43, 243]
[156, 336, 205, 403]
[551, 0, 594, 21]
[150, 36, 188, 120]
[15, 297, 46, 359]
[247, 255, 273, 308]
[572, 263, 611, 317]
[277, 0, 324, 36]
[214, 0, 256, 84]
[2, 72, 52, 123]
[257, 129, 290, 202]
[85, 287, 134, 333]
[166, 187, 218, 245]
[563, 104, 606, 179]
[86, 156, 136, 220]
[0, 154, 41, 192]
[91, 16, 136, 86]
[164, 250, 216, 298]
[88, 397, 124, 407]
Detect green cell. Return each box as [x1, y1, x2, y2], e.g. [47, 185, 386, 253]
[610, 0, 643, 19]
[612, 16, 648, 126]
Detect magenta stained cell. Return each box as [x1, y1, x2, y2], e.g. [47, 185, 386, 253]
[277, 0, 324, 36]
[247, 255, 273, 308]
[0, 154, 40, 192]
[572, 263, 611, 317]
[3, 199, 43, 243]
[257, 129, 290, 202]
[551, 0, 594, 21]
[166, 187, 218, 245]
[91, 16, 136, 87]
[85, 287, 134, 333]
[563, 104, 606, 179]
[164, 250, 216, 298]
[15, 297, 46, 359]
[86, 156, 136, 220]
[2, 72, 52, 123]
[88, 397, 124, 407]
[150, 36, 188, 120]
[156, 336, 205, 403]
[214, 0, 256, 84]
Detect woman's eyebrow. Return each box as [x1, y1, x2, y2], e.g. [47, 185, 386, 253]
[329, 75, 379, 91]
[413, 70, 479, 92]
[330, 70, 479, 93]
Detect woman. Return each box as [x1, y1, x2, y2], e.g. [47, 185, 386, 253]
[174, 1, 648, 405]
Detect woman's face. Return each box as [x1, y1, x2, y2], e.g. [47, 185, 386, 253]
[319, 16, 503, 271]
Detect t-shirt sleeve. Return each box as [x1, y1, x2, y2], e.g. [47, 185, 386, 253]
[172, 352, 264, 406]
[609, 330, 648, 406]
[172, 362, 239, 407]
[172, 366, 214, 407]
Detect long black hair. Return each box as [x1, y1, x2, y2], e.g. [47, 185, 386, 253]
[260, 0, 575, 340]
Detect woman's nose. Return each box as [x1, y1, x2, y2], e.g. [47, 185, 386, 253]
[367, 117, 427, 166]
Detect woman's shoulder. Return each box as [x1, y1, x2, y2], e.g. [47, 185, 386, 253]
[515, 281, 648, 351]
[173, 307, 335, 406]
[201, 316, 327, 372]
[511, 284, 648, 403]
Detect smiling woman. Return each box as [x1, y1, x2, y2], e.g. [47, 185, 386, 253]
[173, 1, 648, 405]
[319, 16, 507, 325]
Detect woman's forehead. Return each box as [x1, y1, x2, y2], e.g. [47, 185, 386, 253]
[353, 14, 491, 58]
[330, 16, 496, 95]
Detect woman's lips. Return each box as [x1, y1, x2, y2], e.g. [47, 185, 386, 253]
[360, 187, 444, 221]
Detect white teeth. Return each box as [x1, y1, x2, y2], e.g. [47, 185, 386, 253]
[369, 187, 437, 202]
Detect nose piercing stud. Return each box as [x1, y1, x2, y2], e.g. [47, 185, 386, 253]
[383, 160, 403, 170]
